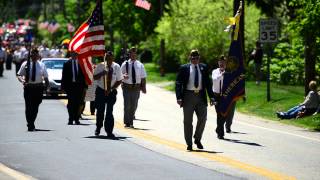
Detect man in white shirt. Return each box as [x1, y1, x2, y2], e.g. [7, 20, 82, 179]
[39, 43, 50, 58]
[93, 51, 123, 137]
[17, 48, 49, 131]
[212, 56, 236, 139]
[120, 47, 147, 128]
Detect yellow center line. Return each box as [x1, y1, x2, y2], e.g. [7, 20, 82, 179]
[63, 100, 296, 180]
[113, 122, 295, 180]
[0, 163, 36, 180]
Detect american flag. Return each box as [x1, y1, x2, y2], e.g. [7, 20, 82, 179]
[68, 0, 105, 85]
[135, 0, 151, 11]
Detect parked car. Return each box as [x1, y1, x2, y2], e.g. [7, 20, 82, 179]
[41, 58, 68, 97]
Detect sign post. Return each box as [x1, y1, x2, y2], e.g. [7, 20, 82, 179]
[259, 18, 278, 101]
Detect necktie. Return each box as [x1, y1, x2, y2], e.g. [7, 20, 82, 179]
[132, 61, 136, 84]
[31, 62, 36, 81]
[194, 65, 199, 88]
[107, 67, 113, 91]
[73, 60, 78, 82]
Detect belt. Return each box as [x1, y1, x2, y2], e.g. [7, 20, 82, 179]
[186, 89, 201, 94]
[213, 92, 221, 96]
[25, 83, 44, 87]
[122, 83, 141, 89]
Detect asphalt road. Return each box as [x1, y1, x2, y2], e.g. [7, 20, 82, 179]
[0, 70, 238, 180]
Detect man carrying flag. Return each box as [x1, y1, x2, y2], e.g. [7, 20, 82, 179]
[212, 2, 245, 139]
[62, 0, 105, 125]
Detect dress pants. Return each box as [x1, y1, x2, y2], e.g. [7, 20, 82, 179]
[183, 91, 207, 146]
[66, 85, 86, 123]
[24, 85, 44, 129]
[225, 102, 236, 131]
[95, 87, 117, 135]
[122, 84, 140, 126]
[214, 95, 225, 137]
[0, 61, 4, 76]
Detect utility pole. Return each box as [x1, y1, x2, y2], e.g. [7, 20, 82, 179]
[159, 0, 165, 77]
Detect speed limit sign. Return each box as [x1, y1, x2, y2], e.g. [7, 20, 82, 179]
[259, 19, 278, 43]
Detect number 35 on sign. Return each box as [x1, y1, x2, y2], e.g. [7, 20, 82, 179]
[259, 18, 278, 43]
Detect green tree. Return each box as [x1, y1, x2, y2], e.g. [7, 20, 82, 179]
[288, 0, 320, 94]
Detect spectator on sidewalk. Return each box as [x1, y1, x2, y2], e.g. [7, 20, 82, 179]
[276, 80, 320, 119]
[93, 51, 123, 137]
[249, 41, 263, 85]
[175, 49, 214, 151]
[17, 48, 49, 131]
[120, 47, 147, 128]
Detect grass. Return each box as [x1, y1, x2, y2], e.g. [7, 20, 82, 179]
[145, 63, 320, 131]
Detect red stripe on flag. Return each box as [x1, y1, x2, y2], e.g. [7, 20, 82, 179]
[135, 0, 151, 10]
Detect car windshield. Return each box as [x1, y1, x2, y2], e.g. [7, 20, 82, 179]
[43, 60, 67, 69]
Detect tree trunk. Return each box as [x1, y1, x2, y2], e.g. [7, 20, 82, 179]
[304, 34, 316, 95]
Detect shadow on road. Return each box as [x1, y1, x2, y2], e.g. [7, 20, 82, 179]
[134, 118, 150, 122]
[223, 138, 262, 147]
[68, 123, 92, 126]
[192, 149, 223, 154]
[130, 127, 152, 131]
[84, 135, 130, 141]
[230, 131, 247, 135]
[34, 129, 53, 132]
[43, 96, 67, 100]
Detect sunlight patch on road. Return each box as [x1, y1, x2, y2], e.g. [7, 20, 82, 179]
[0, 163, 36, 180]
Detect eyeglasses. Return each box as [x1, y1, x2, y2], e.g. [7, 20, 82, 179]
[191, 56, 199, 60]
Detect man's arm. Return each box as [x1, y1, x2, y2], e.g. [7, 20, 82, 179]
[175, 65, 185, 107]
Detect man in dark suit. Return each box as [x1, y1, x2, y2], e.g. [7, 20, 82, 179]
[175, 49, 215, 151]
[61, 51, 87, 125]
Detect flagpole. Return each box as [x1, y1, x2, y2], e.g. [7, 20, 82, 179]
[103, 54, 107, 95]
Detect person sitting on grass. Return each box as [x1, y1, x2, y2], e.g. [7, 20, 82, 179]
[276, 80, 320, 119]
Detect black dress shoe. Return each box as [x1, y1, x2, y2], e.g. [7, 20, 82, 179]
[68, 121, 73, 125]
[217, 135, 224, 139]
[187, 145, 193, 151]
[107, 133, 115, 138]
[276, 111, 286, 119]
[226, 128, 231, 133]
[95, 129, 100, 136]
[27, 127, 35, 131]
[124, 124, 130, 128]
[194, 140, 204, 149]
[75, 121, 80, 125]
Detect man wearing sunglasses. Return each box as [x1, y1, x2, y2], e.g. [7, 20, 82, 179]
[17, 47, 49, 131]
[175, 49, 215, 151]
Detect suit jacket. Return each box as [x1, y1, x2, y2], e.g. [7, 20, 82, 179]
[61, 59, 87, 93]
[175, 63, 214, 106]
